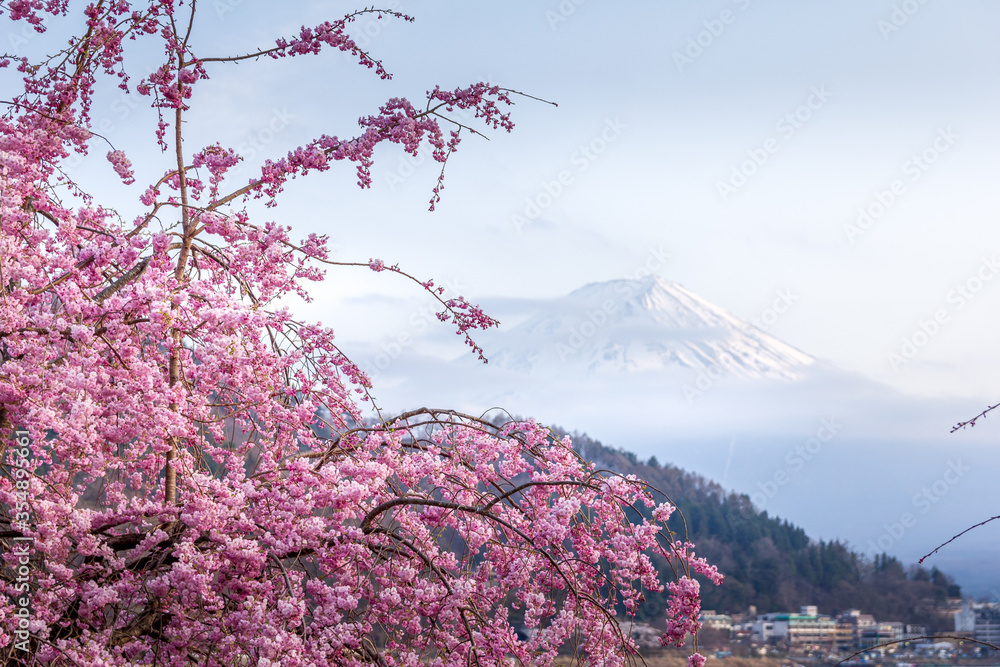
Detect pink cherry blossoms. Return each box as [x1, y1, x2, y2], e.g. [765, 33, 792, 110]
[106, 149, 134, 184]
[0, 2, 719, 665]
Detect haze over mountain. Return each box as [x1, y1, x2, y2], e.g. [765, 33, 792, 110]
[343, 276, 1000, 598]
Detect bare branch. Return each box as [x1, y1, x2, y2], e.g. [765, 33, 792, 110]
[833, 635, 998, 667]
[952, 402, 1000, 432]
[920, 514, 1000, 563]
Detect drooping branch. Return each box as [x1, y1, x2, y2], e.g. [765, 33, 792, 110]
[833, 636, 999, 667]
[920, 514, 1000, 563]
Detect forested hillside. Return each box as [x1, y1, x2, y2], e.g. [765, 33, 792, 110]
[557, 428, 961, 630]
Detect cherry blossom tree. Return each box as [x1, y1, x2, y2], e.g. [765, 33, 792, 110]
[0, 2, 720, 665]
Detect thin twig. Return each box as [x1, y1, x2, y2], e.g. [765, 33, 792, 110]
[920, 515, 1000, 563]
[952, 402, 1000, 431]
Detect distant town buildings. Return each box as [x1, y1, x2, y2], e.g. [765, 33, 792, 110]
[608, 597, 996, 658]
[706, 604, 937, 652]
[606, 597, 999, 659]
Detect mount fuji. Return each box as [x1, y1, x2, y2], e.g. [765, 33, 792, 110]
[480, 276, 814, 380]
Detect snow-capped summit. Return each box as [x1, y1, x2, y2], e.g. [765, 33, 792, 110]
[481, 275, 814, 380]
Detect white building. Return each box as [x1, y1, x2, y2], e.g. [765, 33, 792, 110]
[955, 599, 1000, 644]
